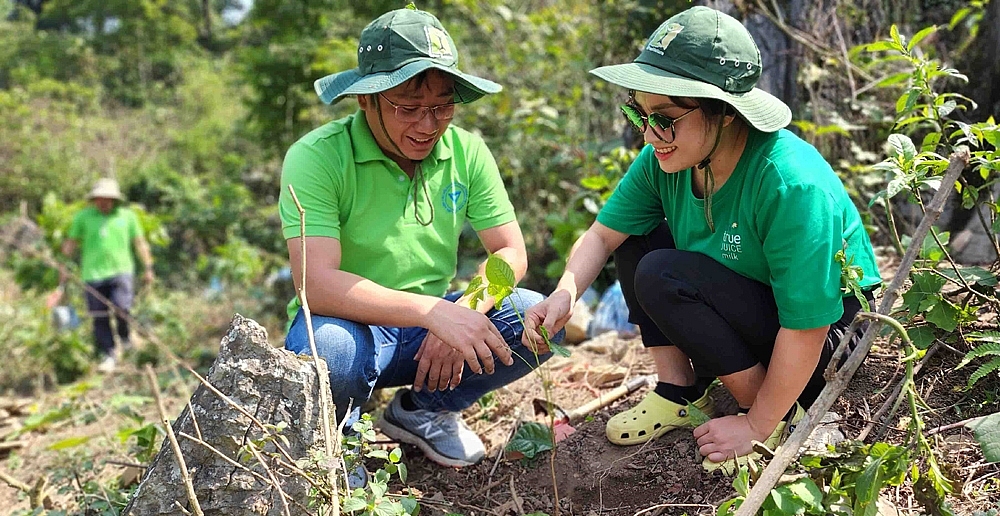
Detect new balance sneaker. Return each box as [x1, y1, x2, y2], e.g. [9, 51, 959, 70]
[377, 390, 486, 468]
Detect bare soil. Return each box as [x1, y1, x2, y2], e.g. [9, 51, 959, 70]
[2, 327, 999, 515]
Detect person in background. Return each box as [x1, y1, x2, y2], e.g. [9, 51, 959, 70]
[61, 178, 155, 373]
[279, 7, 562, 478]
[523, 6, 880, 474]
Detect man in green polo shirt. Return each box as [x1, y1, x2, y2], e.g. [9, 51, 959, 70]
[61, 178, 155, 373]
[279, 7, 562, 476]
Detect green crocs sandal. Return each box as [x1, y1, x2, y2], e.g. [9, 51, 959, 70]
[702, 402, 806, 475]
[606, 390, 714, 446]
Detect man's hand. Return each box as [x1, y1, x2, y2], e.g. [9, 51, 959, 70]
[425, 301, 513, 375]
[520, 289, 573, 351]
[693, 414, 773, 462]
[413, 332, 465, 392]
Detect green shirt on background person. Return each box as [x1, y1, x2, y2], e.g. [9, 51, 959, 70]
[67, 205, 144, 283]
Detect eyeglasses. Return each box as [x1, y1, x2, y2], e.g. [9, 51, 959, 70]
[378, 93, 456, 123]
[620, 102, 697, 143]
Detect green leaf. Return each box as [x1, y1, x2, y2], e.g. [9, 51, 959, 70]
[768, 486, 807, 515]
[938, 267, 998, 287]
[47, 436, 91, 450]
[968, 412, 1000, 463]
[949, 7, 971, 30]
[546, 340, 571, 358]
[373, 499, 399, 516]
[865, 41, 897, 53]
[580, 175, 610, 190]
[463, 276, 483, 297]
[888, 133, 917, 161]
[400, 496, 419, 515]
[370, 481, 387, 500]
[485, 254, 516, 289]
[890, 24, 904, 49]
[854, 455, 886, 515]
[389, 447, 403, 463]
[967, 357, 1000, 388]
[367, 449, 389, 460]
[907, 25, 937, 52]
[901, 272, 946, 314]
[398, 462, 408, 483]
[342, 496, 368, 513]
[733, 466, 750, 496]
[787, 478, 825, 513]
[685, 402, 711, 426]
[908, 326, 936, 350]
[505, 422, 553, 460]
[876, 72, 912, 87]
[925, 299, 960, 332]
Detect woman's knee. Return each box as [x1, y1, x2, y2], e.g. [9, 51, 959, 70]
[633, 249, 703, 310]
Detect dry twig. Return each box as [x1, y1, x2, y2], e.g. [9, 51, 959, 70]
[287, 184, 340, 512]
[145, 364, 204, 516]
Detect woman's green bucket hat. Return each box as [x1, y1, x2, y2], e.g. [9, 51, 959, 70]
[314, 8, 501, 105]
[590, 6, 791, 132]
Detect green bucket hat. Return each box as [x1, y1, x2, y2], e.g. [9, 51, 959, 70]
[590, 6, 791, 132]
[314, 8, 501, 105]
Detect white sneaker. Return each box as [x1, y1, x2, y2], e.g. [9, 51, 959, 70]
[96, 355, 117, 374]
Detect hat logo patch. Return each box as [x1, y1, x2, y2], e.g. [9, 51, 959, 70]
[425, 26, 453, 58]
[646, 22, 684, 55]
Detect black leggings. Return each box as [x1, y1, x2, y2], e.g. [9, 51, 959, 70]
[614, 223, 872, 407]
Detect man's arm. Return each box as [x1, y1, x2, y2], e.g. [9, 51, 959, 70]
[133, 236, 155, 283]
[59, 239, 78, 283]
[287, 236, 512, 374]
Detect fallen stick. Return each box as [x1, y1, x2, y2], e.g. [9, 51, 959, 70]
[733, 148, 970, 516]
[145, 364, 204, 516]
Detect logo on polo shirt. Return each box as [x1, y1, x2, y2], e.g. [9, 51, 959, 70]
[441, 181, 468, 213]
[721, 221, 742, 261]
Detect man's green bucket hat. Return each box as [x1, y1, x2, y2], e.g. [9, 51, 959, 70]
[314, 8, 501, 105]
[590, 6, 791, 132]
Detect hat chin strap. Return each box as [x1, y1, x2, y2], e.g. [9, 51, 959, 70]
[373, 94, 435, 226]
[695, 110, 727, 233]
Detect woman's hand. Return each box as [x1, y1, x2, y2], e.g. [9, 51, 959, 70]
[693, 414, 774, 462]
[521, 289, 574, 351]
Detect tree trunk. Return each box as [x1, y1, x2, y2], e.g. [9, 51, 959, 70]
[964, 0, 1000, 120]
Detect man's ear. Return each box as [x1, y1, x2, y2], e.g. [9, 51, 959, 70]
[357, 94, 372, 111]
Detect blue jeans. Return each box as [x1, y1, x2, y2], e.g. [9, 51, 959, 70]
[284, 288, 563, 428]
[84, 274, 134, 356]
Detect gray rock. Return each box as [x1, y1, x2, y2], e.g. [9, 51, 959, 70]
[123, 314, 334, 516]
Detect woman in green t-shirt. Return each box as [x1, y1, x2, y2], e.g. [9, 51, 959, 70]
[524, 6, 881, 474]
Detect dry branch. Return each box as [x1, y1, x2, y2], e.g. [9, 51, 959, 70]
[733, 148, 970, 516]
[287, 184, 340, 512]
[145, 364, 204, 516]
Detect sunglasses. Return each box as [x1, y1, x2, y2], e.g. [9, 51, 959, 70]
[620, 102, 697, 143]
[379, 93, 457, 123]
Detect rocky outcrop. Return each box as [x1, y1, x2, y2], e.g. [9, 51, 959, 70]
[123, 314, 333, 515]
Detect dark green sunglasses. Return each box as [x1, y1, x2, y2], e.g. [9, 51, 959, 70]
[620, 103, 697, 143]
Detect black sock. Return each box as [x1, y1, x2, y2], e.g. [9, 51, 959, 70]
[400, 391, 418, 411]
[738, 406, 750, 415]
[653, 381, 707, 405]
